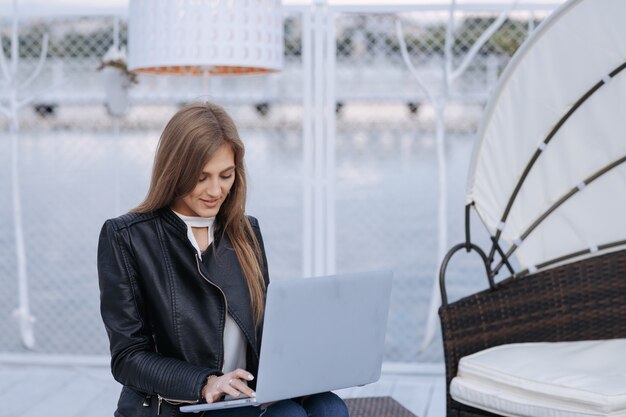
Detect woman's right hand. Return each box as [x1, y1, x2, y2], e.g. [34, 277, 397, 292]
[202, 369, 256, 403]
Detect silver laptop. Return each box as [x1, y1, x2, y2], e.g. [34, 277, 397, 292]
[180, 270, 393, 413]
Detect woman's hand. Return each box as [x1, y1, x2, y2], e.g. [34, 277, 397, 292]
[202, 369, 256, 403]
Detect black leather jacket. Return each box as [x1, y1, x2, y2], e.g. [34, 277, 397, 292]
[97, 208, 269, 417]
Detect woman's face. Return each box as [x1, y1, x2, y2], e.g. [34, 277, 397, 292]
[171, 144, 236, 218]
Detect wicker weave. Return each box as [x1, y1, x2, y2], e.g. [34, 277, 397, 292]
[439, 248, 626, 417]
[344, 396, 417, 417]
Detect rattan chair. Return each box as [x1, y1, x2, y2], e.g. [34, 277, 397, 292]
[433, 1, 626, 413]
[438, 247, 626, 417]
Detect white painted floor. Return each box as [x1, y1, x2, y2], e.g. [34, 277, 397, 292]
[0, 359, 446, 417]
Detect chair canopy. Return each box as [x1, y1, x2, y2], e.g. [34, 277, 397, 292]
[466, 0, 626, 275]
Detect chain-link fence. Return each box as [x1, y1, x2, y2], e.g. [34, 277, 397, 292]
[0, 4, 556, 362]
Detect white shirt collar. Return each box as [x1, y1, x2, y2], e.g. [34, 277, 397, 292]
[171, 210, 215, 258]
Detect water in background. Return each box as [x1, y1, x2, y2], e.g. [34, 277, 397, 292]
[0, 121, 493, 363]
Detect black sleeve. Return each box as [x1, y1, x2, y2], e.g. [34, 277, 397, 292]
[97, 219, 220, 401]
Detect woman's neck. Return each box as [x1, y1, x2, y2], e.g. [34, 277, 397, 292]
[172, 210, 215, 228]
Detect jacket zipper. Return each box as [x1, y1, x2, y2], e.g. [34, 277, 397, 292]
[157, 394, 199, 415]
[194, 253, 227, 371]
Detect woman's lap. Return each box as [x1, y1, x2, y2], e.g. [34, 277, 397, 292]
[201, 392, 348, 417]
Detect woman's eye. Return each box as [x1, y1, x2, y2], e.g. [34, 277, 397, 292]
[220, 174, 233, 180]
[198, 176, 207, 182]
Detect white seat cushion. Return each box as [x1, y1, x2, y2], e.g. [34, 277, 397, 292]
[450, 339, 626, 417]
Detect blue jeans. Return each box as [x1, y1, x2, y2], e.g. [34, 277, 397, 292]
[201, 392, 348, 417]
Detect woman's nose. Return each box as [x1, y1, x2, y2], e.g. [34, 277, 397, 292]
[205, 180, 221, 197]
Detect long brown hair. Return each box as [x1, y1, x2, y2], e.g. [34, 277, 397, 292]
[134, 102, 266, 325]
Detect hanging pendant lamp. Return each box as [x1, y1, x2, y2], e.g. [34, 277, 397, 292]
[128, 0, 283, 75]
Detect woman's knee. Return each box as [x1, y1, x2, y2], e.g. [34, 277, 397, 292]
[302, 392, 349, 417]
[263, 399, 308, 417]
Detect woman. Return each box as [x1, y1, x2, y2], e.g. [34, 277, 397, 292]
[98, 102, 349, 417]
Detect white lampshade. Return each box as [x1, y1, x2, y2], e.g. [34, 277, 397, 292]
[128, 0, 283, 75]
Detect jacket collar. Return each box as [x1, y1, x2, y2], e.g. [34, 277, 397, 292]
[159, 207, 188, 234]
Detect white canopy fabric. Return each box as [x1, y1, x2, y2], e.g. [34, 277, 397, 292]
[466, 0, 626, 273]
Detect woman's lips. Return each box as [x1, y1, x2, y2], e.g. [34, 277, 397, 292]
[200, 198, 219, 208]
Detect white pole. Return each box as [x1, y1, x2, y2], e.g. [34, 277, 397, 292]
[420, 99, 447, 352]
[324, 9, 336, 275]
[396, 18, 441, 352]
[313, 0, 325, 276]
[418, 0, 518, 352]
[302, 9, 314, 277]
[4, 0, 55, 350]
[7, 0, 36, 350]
[303, 0, 335, 277]
[10, 110, 35, 350]
[418, 1, 455, 353]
